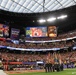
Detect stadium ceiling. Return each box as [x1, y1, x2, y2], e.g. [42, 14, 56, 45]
[0, 0, 76, 13]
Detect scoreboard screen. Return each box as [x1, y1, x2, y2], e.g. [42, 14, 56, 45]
[48, 26, 57, 37]
[26, 27, 47, 37]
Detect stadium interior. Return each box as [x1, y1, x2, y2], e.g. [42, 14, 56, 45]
[0, 0, 76, 75]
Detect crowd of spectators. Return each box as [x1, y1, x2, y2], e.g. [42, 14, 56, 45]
[0, 29, 76, 70]
[0, 30, 76, 62]
[0, 40, 74, 49]
[0, 29, 76, 49]
[1, 52, 46, 62]
[0, 50, 76, 64]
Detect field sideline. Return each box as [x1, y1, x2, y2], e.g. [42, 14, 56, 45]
[7, 68, 76, 75]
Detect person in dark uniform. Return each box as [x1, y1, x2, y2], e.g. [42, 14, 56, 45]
[45, 55, 51, 72]
[58, 54, 63, 71]
[60, 63, 63, 71]
[51, 57, 55, 72]
[45, 60, 49, 72]
[48, 59, 52, 72]
[53, 53, 60, 72]
[45, 56, 54, 72]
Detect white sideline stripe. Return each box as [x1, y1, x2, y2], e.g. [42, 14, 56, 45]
[0, 70, 8, 75]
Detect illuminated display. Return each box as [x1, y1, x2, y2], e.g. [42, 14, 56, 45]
[48, 26, 57, 37]
[26, 27, 47, 37]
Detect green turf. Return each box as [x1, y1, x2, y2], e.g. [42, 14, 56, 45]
[9, 68, 76, 75]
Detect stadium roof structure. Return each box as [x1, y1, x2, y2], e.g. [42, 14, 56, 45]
[0, 0, 76, 13]
[0, 0, 76, 34]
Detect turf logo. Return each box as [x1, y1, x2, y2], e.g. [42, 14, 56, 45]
[72, 72, 76, 74]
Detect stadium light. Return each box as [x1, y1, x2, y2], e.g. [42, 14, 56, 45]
[57, 15, 67, 19]
[47, 17, 56, 22]
[38, 19, 46, 23]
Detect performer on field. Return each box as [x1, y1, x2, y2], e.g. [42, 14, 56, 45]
[54, 52, 60, 72]
[45, 53, 52, 72]
[58, 54, 63, 71]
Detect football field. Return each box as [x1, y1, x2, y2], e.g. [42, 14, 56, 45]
[8, 68, 76, 75]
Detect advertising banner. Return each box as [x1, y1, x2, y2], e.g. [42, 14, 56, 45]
[3, 25, 9, 37]
[0, 24, 3, 37]
[11, 28, 20, 40]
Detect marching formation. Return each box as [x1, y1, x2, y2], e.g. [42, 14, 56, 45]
[45, 52, 63, 72]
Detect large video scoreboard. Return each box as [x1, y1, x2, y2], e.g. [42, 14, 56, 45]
[26, 27, 47, 37]
[48, 26, 57, 37]
[26, 26, 57, 38]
